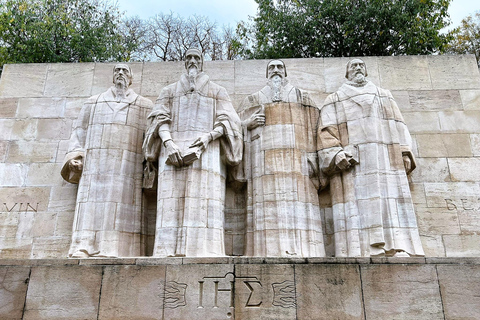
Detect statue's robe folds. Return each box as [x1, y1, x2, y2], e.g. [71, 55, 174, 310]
[239, 83, 326, 257]
[144, 72, 243, 257]
[318, 81, 424, 257]
[61, 87, 153, 257]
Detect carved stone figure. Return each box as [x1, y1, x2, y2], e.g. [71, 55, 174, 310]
[318, 59, 425, 257]
[61, 64, 153, 258]
[238, 60, 326, 257]
[143, 48, 243, 257]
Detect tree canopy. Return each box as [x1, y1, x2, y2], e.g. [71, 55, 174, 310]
[239, 0, 453, 59]
[445, 11, 480, 67]
[0, 0, 127, 68]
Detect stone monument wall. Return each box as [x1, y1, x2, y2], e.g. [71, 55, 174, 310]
[0, 55, 479, 258]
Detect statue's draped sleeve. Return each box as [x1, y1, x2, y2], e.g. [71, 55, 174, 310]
[214, 86, 243, 166]
[61, 96, 97, 184]
[142, 85, 174, 162]
[317, 93, 344, 182]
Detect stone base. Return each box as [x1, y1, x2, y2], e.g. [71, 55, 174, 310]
[1, 257, 479, 319]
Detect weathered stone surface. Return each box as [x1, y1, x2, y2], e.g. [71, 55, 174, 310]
[443, 235, 480, 257]
[416, 133, 472, 157]
[44, 63, 95, 97]
[24, 266, 102, 320]
[437, 265, 480, 320]
[402, 111, 441, 134]
[0, 141, 7, 162]
[235, 264, 296, 320]
[26, 163, 63, 186]
[410, 158, 450, 183]
[415, 205, 461, 235]
[409, 90, 463, 111]
[0, 163, 28, 186]
[460, 89, 480, 110]
[0, 266, 30, 320]
[141, 61, 184, 97]
[438, 110, 480, 133]
[234, 59, 268, 95]
[10, 119, 38, 141]
[99, 265, 166, 319]
[448, 158, 480, 181]
[0, 98, 18, 118]
[0, 64, 48, 98]
[36, 119, 72, 140]
[16, 98, 65, 119]
[31, 237, 71, 259]
[204, 60, 235, 94]
[163, 264, 235, 320]
[361, 264, 443, 319]
[6, 141, 57, 163]
[0, 119, 14, 140]
[420, 235, 446, 257]
[378, 55, 432, 90]
[428, 54, 480, 90]
[296, 264, 363, 320]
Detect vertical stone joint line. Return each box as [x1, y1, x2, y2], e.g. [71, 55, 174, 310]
[96, 267, 105, 320]
[359, 265, 367, 320]
[21, 267, 32, 319]
[435, 265, 447, 320]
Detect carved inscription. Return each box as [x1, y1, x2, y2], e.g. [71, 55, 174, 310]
[445, 199, 479, 211]
[167, 274, 297, 310]
[163, 281, 187, 309]
[272, 280, 296, 308]
[244, 280, 262, 307]
[2, 203, 39, 213]
[198, 273, 234, 309]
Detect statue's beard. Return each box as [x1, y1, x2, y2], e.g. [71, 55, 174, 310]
[349, 72, 367, 85]
[188, 66, 198, 91]
[114, 76, 128, 101]
[267, 75, 287, 102]
[353, 73, 366, 83]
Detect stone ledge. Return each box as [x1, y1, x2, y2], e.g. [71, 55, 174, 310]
[1, 256, 479, 266]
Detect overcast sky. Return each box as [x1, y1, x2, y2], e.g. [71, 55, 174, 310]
[116, 0, 478, 30]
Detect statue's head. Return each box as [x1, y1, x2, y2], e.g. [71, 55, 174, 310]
[113, 63, 133, 87]
[266, 60, 287, 79]
[184, 48, 203, 72]
[345, 58, 368, 81]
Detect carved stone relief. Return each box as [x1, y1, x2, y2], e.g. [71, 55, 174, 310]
[61, 63, 153, 258]
[142, 48, 243, 257]
[318, 58, 424, 257]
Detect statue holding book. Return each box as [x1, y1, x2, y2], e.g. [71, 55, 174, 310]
[143, 48, 243, 257]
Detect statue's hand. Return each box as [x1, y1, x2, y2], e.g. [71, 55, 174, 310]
[69, 159, 83, 173]
[244, 113, 265, 130]
[190, 133, 212, 152]
[403, 155, 412, 173]
[335, 151, 352, 171]
[165, 140, 183, 167]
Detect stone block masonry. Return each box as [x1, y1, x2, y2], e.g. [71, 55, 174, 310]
[0, 258, 479, 319]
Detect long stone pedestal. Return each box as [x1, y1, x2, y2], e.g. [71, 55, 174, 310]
[1, 257, 479, 319]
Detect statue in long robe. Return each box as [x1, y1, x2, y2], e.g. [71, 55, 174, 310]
[143, 48, 243, 257]
[239, 60, 326, 257]
[61, 64, 153, 258]
[318, 59, 424, 257]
